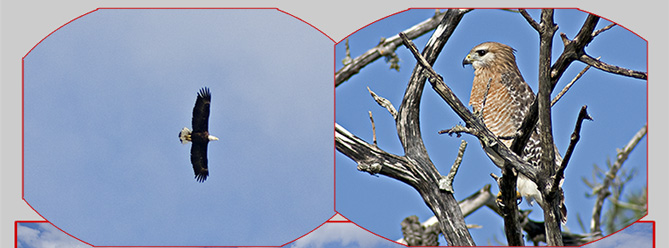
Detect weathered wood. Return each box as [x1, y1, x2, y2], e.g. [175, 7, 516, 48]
[336, 10, 450, 86]
[394, 9, 474, 246]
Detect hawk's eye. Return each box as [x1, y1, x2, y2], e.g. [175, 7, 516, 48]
[476, 49, 487, 56]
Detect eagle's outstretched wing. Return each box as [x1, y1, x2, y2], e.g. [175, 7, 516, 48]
[191, 141, 209, 182]
[192, 87, 211, 133]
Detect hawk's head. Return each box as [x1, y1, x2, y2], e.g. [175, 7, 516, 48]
[462, 42, 517, 70]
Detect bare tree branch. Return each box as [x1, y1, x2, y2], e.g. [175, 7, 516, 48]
[398, 32, 538, 182]
[439, 140, 467, 192]
[401, 215, 439, 246]
[552, 62, 594, 106]
[590, 124, 647, 234]
[368, 111, 377, 146]
[551, 106, 593, 197]
[518, 9, 540, 31]
[494, 165, 522, 246]
[608, 197, 647, 212]
[338, 9, 646, 247]
[335, 10, 474, 86]
[400, 28, 540, 246]
[550, 14, 601, 83]
[579, 54, 647, 79]
[438, 124, 475, 137]
[336, 9, 476, 246]
[393, 9, 475, 246]
[508, 11, 642, 245]
[367, 87, 398, 119]
[398, 185, 497, 245]
[479, 78, 492, 118]
[592, 23, 616, 37]
[536, 9, 564, 246]
[336, 123, 418, 184]
[551, 14, 647, 81]
[400, 182, 602, 246]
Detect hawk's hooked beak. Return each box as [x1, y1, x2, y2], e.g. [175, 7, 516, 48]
[462, 54, 472, 67]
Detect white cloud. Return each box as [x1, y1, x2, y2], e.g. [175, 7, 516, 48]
[288, 222, 399, 248]
[16, 225, 40, 247]
[584, 225, 653, 248]
[17, 223, 90, 248]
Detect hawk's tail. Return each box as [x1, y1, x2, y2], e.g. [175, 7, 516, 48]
[559, 190, 568, 224]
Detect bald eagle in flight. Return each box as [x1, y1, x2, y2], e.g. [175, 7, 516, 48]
[179, 87, 218, 182]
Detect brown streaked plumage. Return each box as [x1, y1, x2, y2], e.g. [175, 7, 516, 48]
[463, 42, 567, 223]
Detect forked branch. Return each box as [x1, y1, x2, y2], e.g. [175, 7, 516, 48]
[336, 9, 476, 246]
[590, 124, 647, 234]
[336, 10, 472, 86]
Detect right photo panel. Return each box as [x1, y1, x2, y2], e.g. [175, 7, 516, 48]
[335, 8, 647, 246]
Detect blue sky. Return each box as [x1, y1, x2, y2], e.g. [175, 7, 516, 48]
[335, 9, 647, 245]
[22, 9, 333, 246]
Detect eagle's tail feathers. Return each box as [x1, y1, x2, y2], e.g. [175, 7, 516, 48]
[179, 127, 192, 144]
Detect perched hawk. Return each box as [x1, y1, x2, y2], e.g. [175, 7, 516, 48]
[462, 42, 567, 223]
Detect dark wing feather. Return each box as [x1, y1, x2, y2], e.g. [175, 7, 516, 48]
[192, 87, 211, 133]
[190, 141, 209, 182]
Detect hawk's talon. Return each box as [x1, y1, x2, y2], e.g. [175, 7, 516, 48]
[496, 191, 523, 208]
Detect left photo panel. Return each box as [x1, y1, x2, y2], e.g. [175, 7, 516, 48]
[22, 8, 334, 247]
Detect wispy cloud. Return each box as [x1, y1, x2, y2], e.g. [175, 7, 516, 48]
[17, 223, 90, 248]
[583, 223, 653, 248]
[287, 222, 401, 248]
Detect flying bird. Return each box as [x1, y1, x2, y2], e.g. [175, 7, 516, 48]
[462, 42, 567, 223]
[179, 87, 219, 182]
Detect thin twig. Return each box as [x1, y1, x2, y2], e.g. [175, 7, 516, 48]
[336, 10, 454, 86]
[341, 38, 352, 66]
[438, 124, 476, 137]
[592, 23, 616, 38]
[367, 86, 398, 119]
[551, 14, 647, 81]
[550, 14, 600, 83]
[440, 140, 467, 192]
[579, 54, 647, 80]
[551, 61, 595, 106]
[551, 106, 593, 196]
[399, 33, 441, 80]
[518, 9, 541, 31]
[368, 111, 377, 146]
[590, 124, 647, 233]
[479, 78, 492, 117]
[608, 197, 647, 212]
